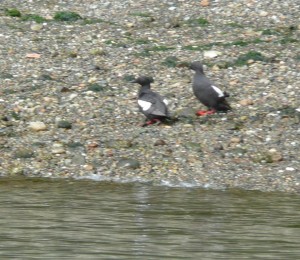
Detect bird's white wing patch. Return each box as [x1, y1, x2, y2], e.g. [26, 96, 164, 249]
[212, 85, 224, 97]
[163, 99, 169, 105]
[138, 99, 152, 111]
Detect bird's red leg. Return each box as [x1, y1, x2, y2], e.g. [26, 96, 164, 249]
[141, 119, 161, 127]
[196, 109, 216, 116]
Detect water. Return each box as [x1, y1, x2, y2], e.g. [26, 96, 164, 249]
[0, 177, 300, 259]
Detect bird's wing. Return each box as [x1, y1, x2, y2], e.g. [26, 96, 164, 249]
[138, 99, 152, 111]
[138, 91, 169, 117]
[211, 85, 225, 97]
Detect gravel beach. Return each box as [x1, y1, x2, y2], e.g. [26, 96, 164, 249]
[0, 0, 299, 192]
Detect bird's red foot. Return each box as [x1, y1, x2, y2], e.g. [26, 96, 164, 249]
[196, 109, 216, 116]
[142, 119, 161, 127]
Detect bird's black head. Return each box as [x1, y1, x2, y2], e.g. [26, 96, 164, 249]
[131, 76, 154, 86]
[189, 61, 204, 74]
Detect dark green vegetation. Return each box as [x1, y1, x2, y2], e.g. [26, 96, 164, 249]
[218, 51, 269, 68]
[5, 8, 21, 17]
[145, 45, 175, 52]
[123, 75, 136, 82]
[53, 11, 82, 22]
[162, 56, 179, 68]
[81, 18, 105, 25]
[87, 83, 106, 92]
[199, 51, 270, 69]
[161, 56, 189, 68]
[226, 22, 244, 28]
[129, 12, 152, 18]
[187, 17, 209, 26]
[21, 14, 47, 23]
[4, 8, 109, 25]
[184, 38, 268, 51]
[5, 8, 47, 23]
[261, 29, 280, 35]
[134, 38, 152, 45]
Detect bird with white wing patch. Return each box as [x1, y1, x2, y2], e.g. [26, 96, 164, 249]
[189, 61, 231, 116]
[131, 76, 171, 126]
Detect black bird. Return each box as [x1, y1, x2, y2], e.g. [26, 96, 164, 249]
[190, 61, 231, 116]
[132, 76, 170, 126]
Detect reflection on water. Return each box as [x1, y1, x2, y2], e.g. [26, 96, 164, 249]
[0, 177, 300, 259]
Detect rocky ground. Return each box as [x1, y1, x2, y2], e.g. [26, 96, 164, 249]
[0, 0, 299, 192]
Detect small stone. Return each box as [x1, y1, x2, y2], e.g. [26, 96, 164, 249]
[203, 50, 222, 58]
[31, 23, 43, 31]
[10, 166, 24, 175]
[84, 164, 94, 171]
[286, 167, 295, 171]
[213, 143, 224, 151]
[26, 53, 41, 59]
[67, 93, 78, 101]
[51, 147, 65, 154]
[240, 116, 248, 121]
[211, 65, 220, 71]
[116, 158, 140, 169]
[230, 137, 242, 144]
[59, 86, 71, 92]
[229, 80, 239, 86]
[267, 150, 283, 162]
[14, 148, 35, 158]
[154, 139, 167, 146]
[88, 77, 98, 83]
[28, 121, 47, 131]
[126, 23, 135, 28]
[185, 142, 202, 152]
[259, 79, 270, 85]
[200, 0, 210, 7]
[57, 120, 72, 129]
[87, 142, 99, 149]
[259, 11, 268, 17]
[239, 99, 254, 106]
[51, 143, 65, 154]
[72, 154, 86, 165]
[183, 124, 193, 128]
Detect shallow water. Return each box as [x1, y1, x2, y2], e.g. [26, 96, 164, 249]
[0, 177, 300, 259]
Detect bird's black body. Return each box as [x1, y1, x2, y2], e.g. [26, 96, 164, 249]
[190, 61, 231, 113]
[132, 76, 170, 125]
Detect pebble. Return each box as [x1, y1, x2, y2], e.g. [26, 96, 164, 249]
[259, 11, 269, 17]
[72, 154, 86, 165]
[286, 167, 295, 171]
[30, 24, 43, 31]
[200, 0, 210, 7]
[203, 50, 222, 58]
[14, 149, 35, 159]
[51, 143, 66, 154]
[28, 122, 47, 131]
[57, 120, 72, 129]
[230, 137, 242, 144]
[267, 149, 283, 162]
[239, 99, 254, 106]
[154, 139, 167, 146]
[116, 158, 140, 169]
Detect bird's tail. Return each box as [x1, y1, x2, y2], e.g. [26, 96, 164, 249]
[224, 91, 230, 98]
[217, 100, 231, 111]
